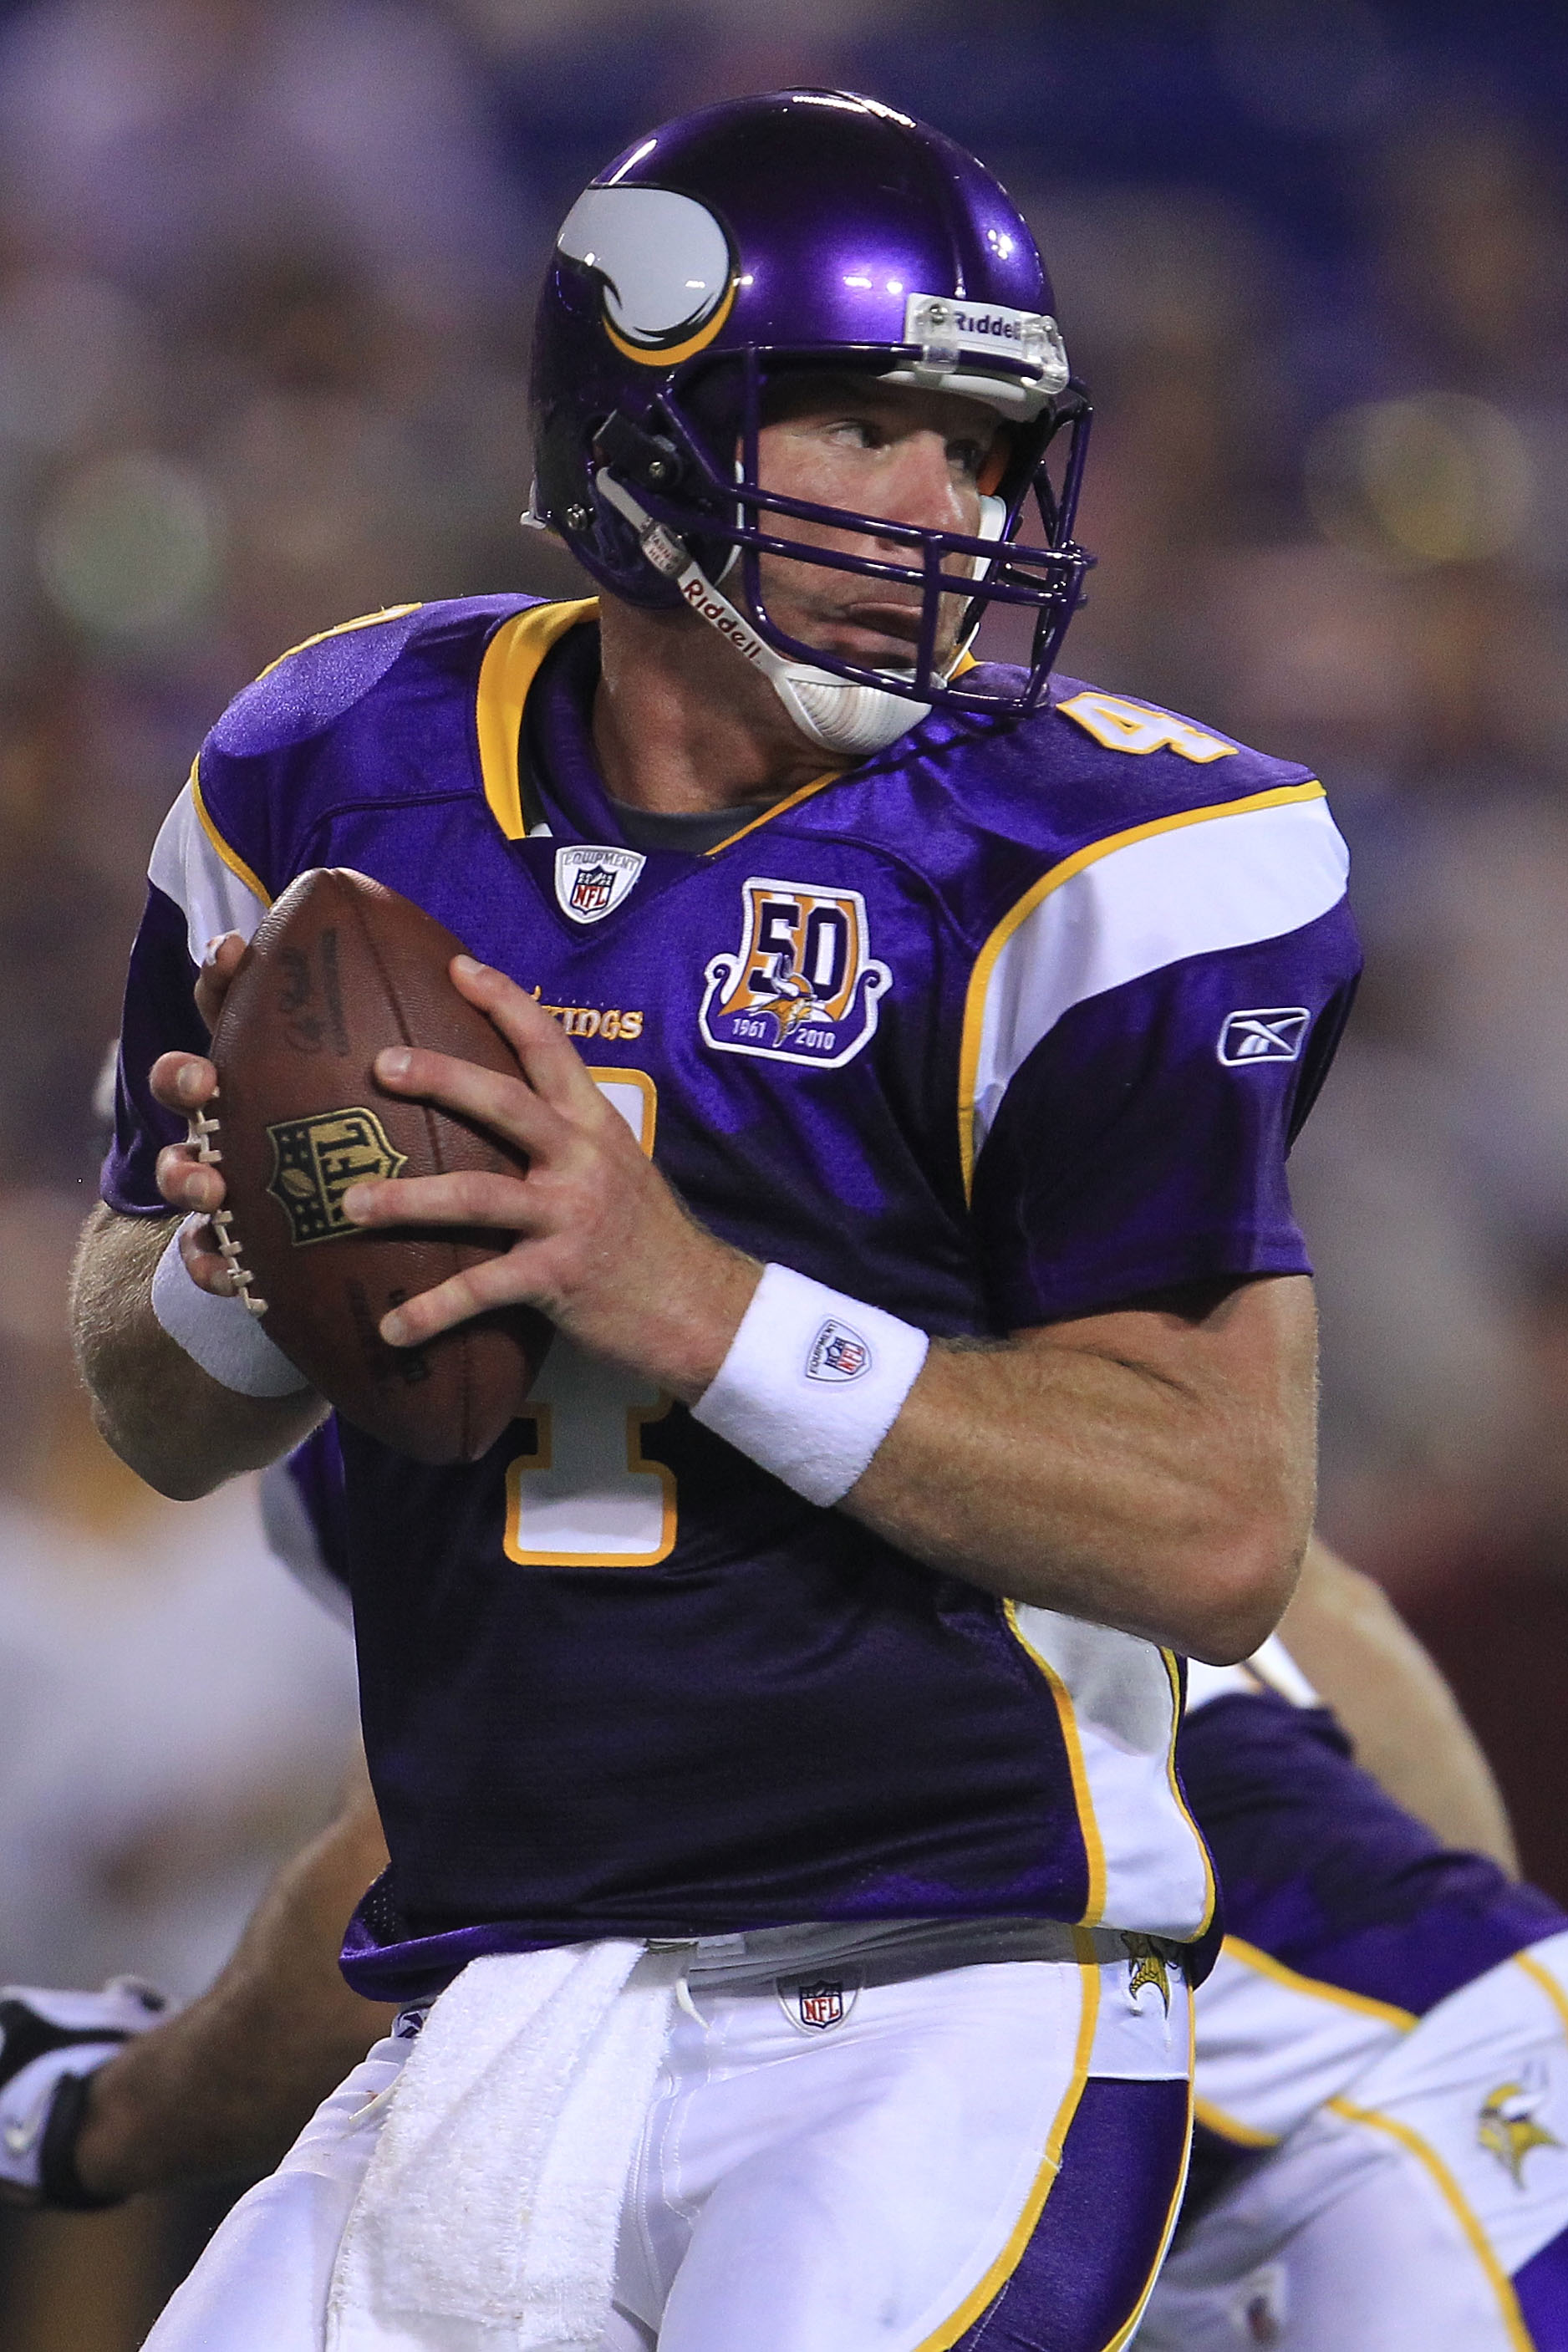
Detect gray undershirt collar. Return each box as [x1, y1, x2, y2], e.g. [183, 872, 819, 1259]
[607, 794, 772, 856]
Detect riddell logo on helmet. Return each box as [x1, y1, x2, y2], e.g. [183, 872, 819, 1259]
[953, 308, 1022, 342]
[904, 293, 1070, 391]
[680, 577, 766, 662]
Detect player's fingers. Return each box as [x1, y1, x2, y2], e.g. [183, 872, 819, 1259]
[155, 1140, 226, 1214]
[377, 1247, 547, 1348]
[340, 1169, 537, 1233]
[193, 932, 247, 1034]
[178, 1220, 243, 1297]
[372, 1043, 571, 1161]
[150, 1051, 218, 1112]
[450, 957, 608, 1123]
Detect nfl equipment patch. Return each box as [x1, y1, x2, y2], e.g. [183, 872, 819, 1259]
[700, 878, 890, 1067]
[805, 1319, 873, 1383]
[554, 843, 645, 924]
[776, 1973, 860, 2034]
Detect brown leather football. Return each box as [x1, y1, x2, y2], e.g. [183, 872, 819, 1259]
[206, 868, 551, 1463]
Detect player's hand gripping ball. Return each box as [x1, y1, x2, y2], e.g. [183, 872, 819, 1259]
[206, 869, 551, 1462]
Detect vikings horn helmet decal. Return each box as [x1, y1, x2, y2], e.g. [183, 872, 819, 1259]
[529, 89, 1092, 756]
[555, 187, 737, 364]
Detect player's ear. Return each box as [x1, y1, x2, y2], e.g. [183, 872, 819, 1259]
[979, 430, 1013, 496]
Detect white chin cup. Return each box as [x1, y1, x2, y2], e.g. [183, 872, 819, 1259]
[593, 466, 937, 759]
[769, 665, 931, 758]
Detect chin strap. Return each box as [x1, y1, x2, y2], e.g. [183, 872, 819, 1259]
[593, 470, 937, 759]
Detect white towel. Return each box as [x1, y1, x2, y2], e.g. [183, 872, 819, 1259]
[327, 1941, 682, 2352]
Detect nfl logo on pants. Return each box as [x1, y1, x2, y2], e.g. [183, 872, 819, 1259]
[797, 1979, 846, 2029]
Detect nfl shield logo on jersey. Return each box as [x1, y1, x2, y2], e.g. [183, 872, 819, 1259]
[700, 877, 891, 1067]
[554, 843, 645, 925]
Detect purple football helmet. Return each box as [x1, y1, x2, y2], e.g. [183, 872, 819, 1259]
[528, 89, 1091, 756]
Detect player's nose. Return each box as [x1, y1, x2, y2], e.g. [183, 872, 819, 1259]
[868, 429, 974, 540]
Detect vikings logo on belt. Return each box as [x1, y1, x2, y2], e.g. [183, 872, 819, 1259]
[700, 877, 891, 1068]
[1124, 1933, 1173, 2017]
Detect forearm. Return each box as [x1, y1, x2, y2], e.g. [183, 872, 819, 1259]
[845, 1279, 1317, 1664]
[1278, 1538, 1519, 1871]
[73, 1771, 395, 2199]
[71, 1204, 324, 1499]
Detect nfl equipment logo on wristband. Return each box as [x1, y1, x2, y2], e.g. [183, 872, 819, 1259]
[692, 1265, 929, 1509]
[807, 1321, 872, 1382]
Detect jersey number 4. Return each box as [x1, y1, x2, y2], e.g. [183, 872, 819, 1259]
[1056, 690, 1237, 763]
[501, 1072, 677, 1569]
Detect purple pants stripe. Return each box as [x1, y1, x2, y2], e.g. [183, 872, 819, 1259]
[954, 2075, 1192, 2352]
[1514, 2223, 1568, 2347]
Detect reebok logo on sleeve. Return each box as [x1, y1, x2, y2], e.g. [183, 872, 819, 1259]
[1218, 1009, 1311, 1066]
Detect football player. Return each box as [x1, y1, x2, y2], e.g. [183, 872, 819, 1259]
[13, 1494, 1567, 2352]
[71, 90, 1358, 2352]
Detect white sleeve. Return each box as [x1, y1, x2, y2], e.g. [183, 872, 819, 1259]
[146, 767, 271, 965]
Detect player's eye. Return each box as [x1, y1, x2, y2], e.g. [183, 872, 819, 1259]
[948, 437, 988, 480]
[826, 415, 883, 451]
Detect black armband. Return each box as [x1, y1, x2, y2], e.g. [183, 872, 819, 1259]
[38, 2070, 124, 2211]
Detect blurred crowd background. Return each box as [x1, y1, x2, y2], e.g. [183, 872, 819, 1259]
[2, 0, 1567, 2339]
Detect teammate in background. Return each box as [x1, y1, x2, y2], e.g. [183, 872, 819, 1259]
[1138, 1586, 1568, 2349]
[71, 91, 1357, 2351]
[10, 1499, 1567, 2352]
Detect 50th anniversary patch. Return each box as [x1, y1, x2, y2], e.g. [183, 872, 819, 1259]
[700, 877, 891, 1068]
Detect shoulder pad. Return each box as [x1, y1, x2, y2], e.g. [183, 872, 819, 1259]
[1046, 680, 1302, 789]
[210, 597, 541, 760]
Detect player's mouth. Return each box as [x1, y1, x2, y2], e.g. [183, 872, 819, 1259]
[792, 595, 960, 668]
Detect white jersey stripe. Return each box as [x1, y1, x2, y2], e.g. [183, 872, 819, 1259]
[147, 766, 271, 966]
[1009, 1604, 1215, 1942]
[964, 787, 1347, 1176]
[1184, 1633, 1321, 1715]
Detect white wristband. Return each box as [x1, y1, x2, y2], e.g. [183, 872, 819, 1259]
[150, 1219, 312, 1398]
[692, 1263, 929, 1506]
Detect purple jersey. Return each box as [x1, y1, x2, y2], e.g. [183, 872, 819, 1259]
[1181, 1691, 1560, 2018]
[108, 597, 1358, 2003]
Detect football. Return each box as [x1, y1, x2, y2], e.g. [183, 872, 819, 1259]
[206, 868, 551, 1463]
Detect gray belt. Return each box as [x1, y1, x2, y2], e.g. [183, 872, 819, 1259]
[644, 1915, 1189, 1992]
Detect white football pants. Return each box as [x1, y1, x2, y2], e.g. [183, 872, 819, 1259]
[145, 1947, 1193, 2352]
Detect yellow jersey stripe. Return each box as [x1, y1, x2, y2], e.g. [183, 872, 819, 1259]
[955, 778, 1328, 1197]
[1162, 1650, 1218, 1939]
[1222, 1935, 1418, 2031]
[476, 598, 599, 839]
[255, 603, 422, 683]
[703, 765, 849, 855]
[1513, 1947, 1568, 2041]
[1193, 2093, 1280, 2150]
[190, 761, 272, 909]
[1327, 2095, 1533, 2350]
[1004, 1601, 1108, 1927]
[703, 654, 975, 854]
